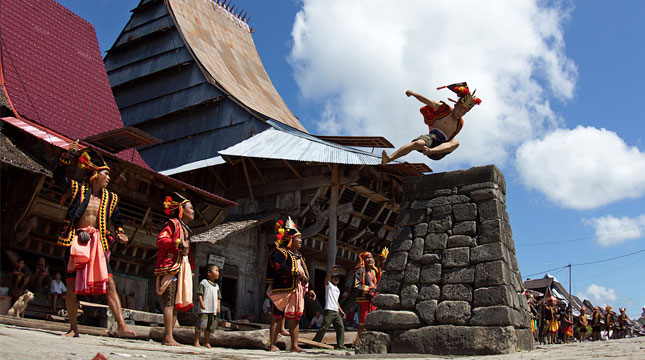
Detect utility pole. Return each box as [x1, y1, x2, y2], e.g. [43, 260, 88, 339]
[568, 264, 572, 309]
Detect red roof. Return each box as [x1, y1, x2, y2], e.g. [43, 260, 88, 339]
[0, 0, 236, 207]
[1, 0, 122, 139]
[0, 0, 151, 169]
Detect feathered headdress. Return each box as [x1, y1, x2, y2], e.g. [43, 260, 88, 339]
[163, 192, 190, 218]
[547, 295, 557, 305]
[77, 151, 110, 182]
[274, 216, 301, 247]
[437, 81, 482, 111]
[357, 251, 373, 269]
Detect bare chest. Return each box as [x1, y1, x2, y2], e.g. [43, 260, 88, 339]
[433, 114, 459, 136]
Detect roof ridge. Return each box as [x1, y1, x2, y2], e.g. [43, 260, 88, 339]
[49, 0, 94, 28]
[209, 0, 251, 32]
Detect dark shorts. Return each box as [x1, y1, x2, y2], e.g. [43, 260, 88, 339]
[413, 129, 448, 160]
[65, 246, 113, 282]
[579, 325, 587, 333]
[161, 278, 177, 307]
[593, 325, 601, 332]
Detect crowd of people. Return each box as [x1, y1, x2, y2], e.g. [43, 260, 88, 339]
[526, 288, 639, 345]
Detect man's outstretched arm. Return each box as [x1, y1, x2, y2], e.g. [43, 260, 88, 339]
[406, 90, 441, 108]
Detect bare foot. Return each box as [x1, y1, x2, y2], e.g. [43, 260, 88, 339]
[381, 150, 390, 165]
[269, 345, 280, 352]
[279, 330, 289, 336]
[193, 342, 202, 348]
[61, 330, 79, 338]
[204, 343, 211, 348]
[115, 326, 136, 338]
[290, 346, 304, 353]
[162, 339, 182, 346]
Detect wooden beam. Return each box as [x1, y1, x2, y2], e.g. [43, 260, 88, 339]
[283, 160, 301, 179]
[248, 158, 267, 184]
[241, 158, 257, 213]
[128, 206, 151, 246]
[327, 164, 339, 272]
[14, 175, 46, 232]
[299, 186, 324, 217]
[301, 202, 353, 239]
[208, 167, 228, 190]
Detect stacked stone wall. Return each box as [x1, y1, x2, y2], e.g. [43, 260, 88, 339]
[357, 165, 534, 355]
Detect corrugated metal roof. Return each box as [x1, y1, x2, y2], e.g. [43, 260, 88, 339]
[219, 120, 401, 165]
[166, 0, 307, 132]
[159, 155, 225, 176]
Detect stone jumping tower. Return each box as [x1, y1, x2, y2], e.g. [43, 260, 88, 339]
[357, 165, 534, 355]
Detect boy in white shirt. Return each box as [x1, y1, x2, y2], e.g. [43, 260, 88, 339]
[312, 266, 346, 349]
[50, 272, 66, 313]
[194, 264, 221, 347]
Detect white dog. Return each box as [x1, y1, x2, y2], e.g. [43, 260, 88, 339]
[7, 290, 34, 318]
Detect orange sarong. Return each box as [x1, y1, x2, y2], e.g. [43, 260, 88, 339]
[174, 255, 193, 311]
[269, 257, 306, 320]
[67, 226, 108, 295]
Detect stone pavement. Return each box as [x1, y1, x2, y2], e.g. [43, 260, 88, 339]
[1, 323, 644, 359]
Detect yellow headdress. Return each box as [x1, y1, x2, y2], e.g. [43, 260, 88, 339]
[163, 192, 190, 219]
[77, 151, 110, 182]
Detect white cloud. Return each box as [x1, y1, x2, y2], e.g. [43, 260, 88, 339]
[583, 214, 645, 246]
[289, 0, 576, 169]
[515, 126, 645, 209]
[577, 284, 618, 307]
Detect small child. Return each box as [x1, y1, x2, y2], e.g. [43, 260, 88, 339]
[50, 272, 67, 312]
[194, 264, 221, 347]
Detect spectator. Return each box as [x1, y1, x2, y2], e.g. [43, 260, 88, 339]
[31, 257, 50, 294]
[50, 272, 67, 313]
[313, 270, 346, 349]
[194, 264, 221, 348]
[11, 259, 30, 301]
[310, 310, 323, 329]
[262, 296, 272, 324]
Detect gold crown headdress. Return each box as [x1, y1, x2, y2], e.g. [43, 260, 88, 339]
[274, 216, 301, 247]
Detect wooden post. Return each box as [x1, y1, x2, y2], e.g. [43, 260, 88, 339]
[241, 158, 257, 213]
[328, 164, 339, 272]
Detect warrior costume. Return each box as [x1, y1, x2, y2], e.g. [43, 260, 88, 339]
[353, 252, 380, 326]
[412, 82, 480, 160]
[155, 196, 195, 311]
[267, 218, 310, 320]
[54, 150, 124, 295]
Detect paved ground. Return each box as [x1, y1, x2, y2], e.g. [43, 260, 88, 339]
[1, 323, 644, 359]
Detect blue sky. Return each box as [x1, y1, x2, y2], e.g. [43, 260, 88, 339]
[59, 0, 645, 318]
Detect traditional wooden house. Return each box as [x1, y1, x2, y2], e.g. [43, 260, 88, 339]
[104, 0, 430, 320]
[0, 0, 235, 315]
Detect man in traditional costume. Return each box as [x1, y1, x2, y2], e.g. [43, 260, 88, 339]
[155, 194, 195, 346]
[53, 146, 135, 338]
[381, 83, 481, 164]
[616, 307, 629, 339]
[267, 217, 315, 352]
[543, 295, 559, 344]
[591, 306, 602, 341]
[605, 305, 616, 339]
[352, 251, 381, 345]
[577, 307, 588, 342]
